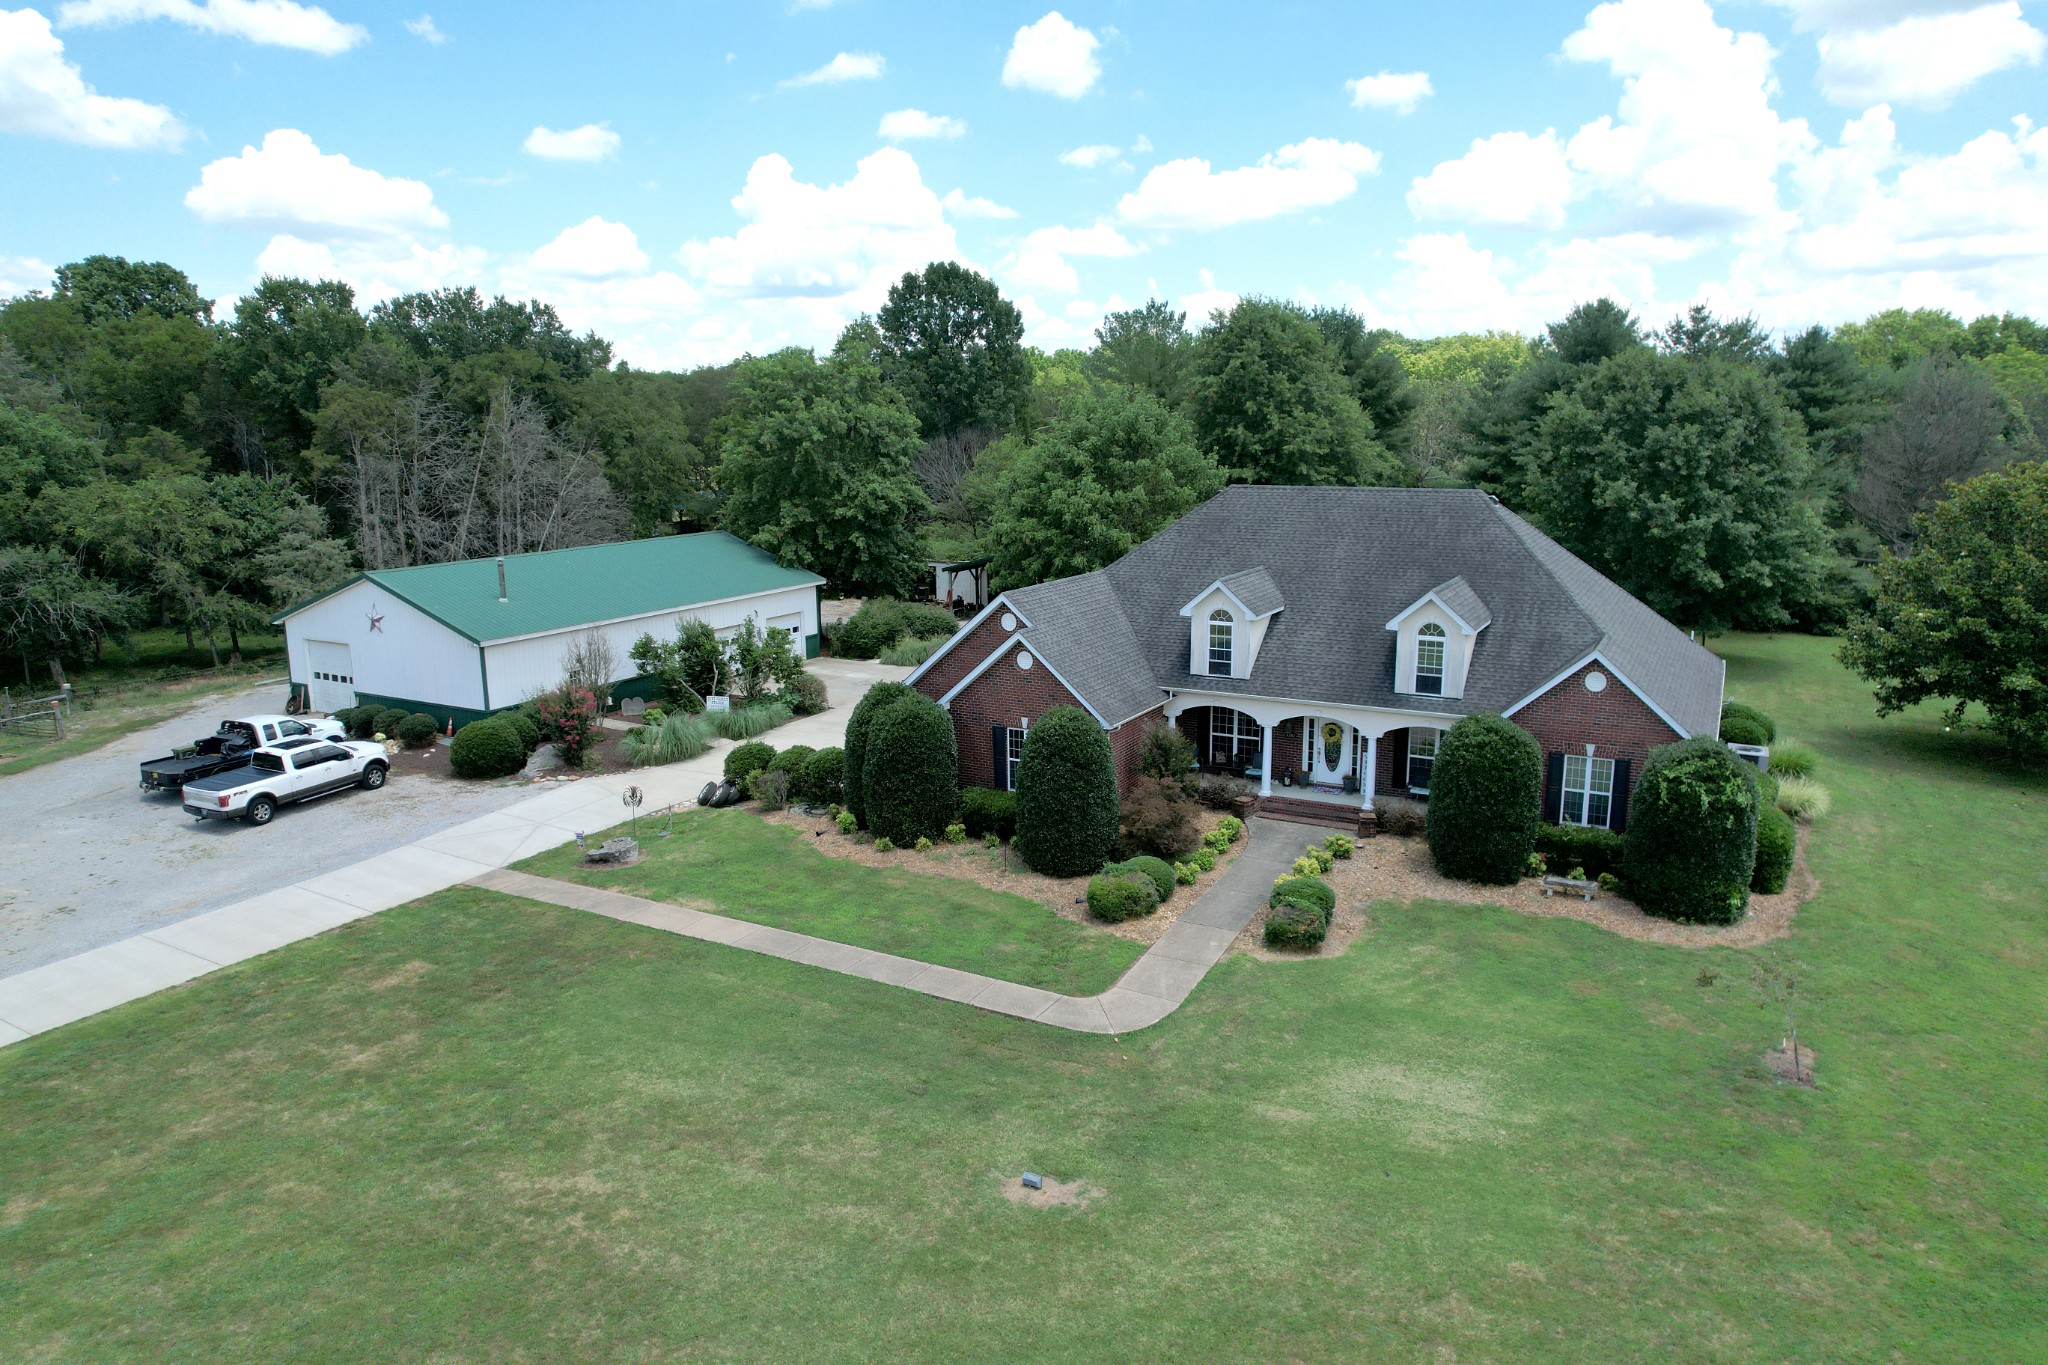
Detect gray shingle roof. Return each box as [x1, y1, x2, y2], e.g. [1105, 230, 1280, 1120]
[1423, 575, 1492, 633]
[1214, 567, 1284, 618]
[992, 485, 1723, 736]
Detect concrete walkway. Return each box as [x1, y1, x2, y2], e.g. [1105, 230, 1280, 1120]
[0, 659, 906, 1047]
[468, 816, 1301, 1034]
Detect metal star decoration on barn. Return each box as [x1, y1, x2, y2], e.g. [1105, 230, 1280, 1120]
[367, 606, 384, 633]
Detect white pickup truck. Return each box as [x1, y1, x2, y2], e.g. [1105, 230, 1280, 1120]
[181, 738, 390, 825]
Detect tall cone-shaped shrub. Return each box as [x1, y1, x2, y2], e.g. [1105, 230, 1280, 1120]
[861, 693, 959, 845]
[1014, 705, 1119, 877]
[841, 681, 914, 828]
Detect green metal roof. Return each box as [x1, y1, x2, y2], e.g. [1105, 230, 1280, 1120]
[276, 533, 822, 643]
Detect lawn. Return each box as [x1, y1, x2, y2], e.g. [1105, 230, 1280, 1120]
[514, 808, 1147, 996]
[0, 634, 2041, 1361]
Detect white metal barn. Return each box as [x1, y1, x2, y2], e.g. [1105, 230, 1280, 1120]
[276, 533, 824, 725]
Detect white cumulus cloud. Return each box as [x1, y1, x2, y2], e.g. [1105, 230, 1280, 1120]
[1003, 223, 1140, 294]
[878, 108, 965, 140]
[529, 216, 649, 279]
[1003, 11, 1101, 98]
[781, 51, 884, 87]
[1178, 268, 1239, 327]
[57, 0, 366, 55]
[0, 8, 185, 149]
[403, 13, 445, 44]
[1810, 3, 2045, 109]
[0, 253, 56, 299]
[1345, 69, 1433, 114]
[1058, 142, 1121, 168]
[1117, 138, 1381, 230]
[942, 188, 1017, 219]
[522, 123, 620, 162]
[185, 128, 447, 237]
[1409, 129, 1573, 228]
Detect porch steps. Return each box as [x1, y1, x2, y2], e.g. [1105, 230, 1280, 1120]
[1255, 796, 1378, 837]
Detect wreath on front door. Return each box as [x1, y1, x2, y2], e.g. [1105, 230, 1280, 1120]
[1320, 721, 1344, 768]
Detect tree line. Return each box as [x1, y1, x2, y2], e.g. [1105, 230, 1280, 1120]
[3, 252, 2043, 686]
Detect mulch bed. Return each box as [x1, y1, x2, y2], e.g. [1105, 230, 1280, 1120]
[1238, 823, 1823, 960]
[756, 805, 1253, 947]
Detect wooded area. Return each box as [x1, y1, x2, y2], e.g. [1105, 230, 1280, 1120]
[3, 252, 2043, 686]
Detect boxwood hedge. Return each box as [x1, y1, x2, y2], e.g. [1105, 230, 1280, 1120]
[840, 681, 914, 828]
[960, 787, 1018, 840]
[801, 746, 844, 805]
[1535, 823, 1626, 880]
[860, 693, 959, 846]
[450, 718, 525, 779]
[1720, 700, 1776, 745]
[1015, 705, 1119, 878]
[1624, 735, 1761, 924]
[1426, 713, 1543, 885]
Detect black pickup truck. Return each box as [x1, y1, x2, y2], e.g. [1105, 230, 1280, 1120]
[138, 714, 346, 794]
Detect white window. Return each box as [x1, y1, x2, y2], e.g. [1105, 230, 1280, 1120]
[1414, 623, 1446, 696]
[1562, 754, 1616, 828]
[1005, 724, 1027, 791]
[1210, 708, 1260, 767]
[1407, 728, 1439, 792]
[1207, 609, 1233, 676]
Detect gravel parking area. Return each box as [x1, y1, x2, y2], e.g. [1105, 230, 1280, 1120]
[0, 683, 539, 977]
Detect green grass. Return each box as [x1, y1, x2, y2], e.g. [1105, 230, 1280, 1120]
[515, 808, 1145, 995]
[0, 666, 285, 778]
[0, 633, 2042, 1361]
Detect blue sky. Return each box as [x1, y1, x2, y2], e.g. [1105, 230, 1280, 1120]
[3, 1, 2046, 366]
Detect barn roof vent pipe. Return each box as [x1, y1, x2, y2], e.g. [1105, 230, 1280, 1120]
[497, 557, 508, 603]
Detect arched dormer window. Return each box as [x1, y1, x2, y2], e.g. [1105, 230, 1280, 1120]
[1207, 609, 1234, 676]
[1414, 623, 1446, 695]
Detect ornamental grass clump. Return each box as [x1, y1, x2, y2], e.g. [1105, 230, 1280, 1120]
[1774, 775, 1832, 820]
[1767, 739, 1820, 780]
[706, 702, 792, 741]
[1015, 705, 1119, 877]
[1623, 735, 1761, 924]
[622, 712, 713, 767]
[1426, 713, 1543, 885]
[860, 692, 959, 847]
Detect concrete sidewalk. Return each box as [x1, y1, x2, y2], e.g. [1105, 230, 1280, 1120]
[0, 658, 906, 1047]
[469, 817, 1301, 1034]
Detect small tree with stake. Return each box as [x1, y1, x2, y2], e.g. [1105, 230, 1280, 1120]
[1750, 949, 1813, 1085]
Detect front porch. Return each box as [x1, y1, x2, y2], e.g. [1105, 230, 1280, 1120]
[1253, 784, 1380, 837]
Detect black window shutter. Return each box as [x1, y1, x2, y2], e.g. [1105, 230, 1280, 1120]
[1610, 759, 1631, 832]
[992, 725, 1009, 791]
[1544, 752, 1565, 823]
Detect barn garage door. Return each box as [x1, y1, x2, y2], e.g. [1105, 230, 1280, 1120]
[307, 640, 356, 712]
[768, 613, 803, 648]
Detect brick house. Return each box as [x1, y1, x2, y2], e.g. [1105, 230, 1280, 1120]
[906, 486, 1725, 834]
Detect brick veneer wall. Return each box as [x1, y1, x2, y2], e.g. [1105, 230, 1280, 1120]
[1508, 660, 1683, 798]
[913, 603, 1020, 700]
[1110, 705, 1164, 791]
[926, 637, 1083, 791]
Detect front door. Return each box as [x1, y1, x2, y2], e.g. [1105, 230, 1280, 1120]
[1310, 718, 1353, 786]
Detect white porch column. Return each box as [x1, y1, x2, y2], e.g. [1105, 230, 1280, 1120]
[1259, 721, 1274, 797]
[1361, 731, 1378, 811]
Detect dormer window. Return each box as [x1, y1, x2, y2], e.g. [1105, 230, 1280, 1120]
[1207, 610, 1233, 676]
[1415, 624, 1446, 696]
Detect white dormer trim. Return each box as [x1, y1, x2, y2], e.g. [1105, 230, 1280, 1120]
[1178, 580, 1280, 622]
[903, 593, 1030, 689]
[1385, 591, 1483, 637]
[1502, 650, 1693, 739]
[934, 631, 1111, 728]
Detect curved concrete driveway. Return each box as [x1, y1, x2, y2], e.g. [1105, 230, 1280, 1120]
[470, 817, 1302, 1033]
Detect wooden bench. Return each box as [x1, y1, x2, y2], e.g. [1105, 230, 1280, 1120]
[1542, 875, 1597, 902]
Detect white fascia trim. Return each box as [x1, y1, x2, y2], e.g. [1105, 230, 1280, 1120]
[476, 585, 818, 647]
[1177, 581, 1274, 621]
[1384, 591, 1481, 637]
[904, 594, 1024, 689]
[1501, 650, 1693, 739]
[1169, 685, 1467, 726]
[935, 632, 1111, 729]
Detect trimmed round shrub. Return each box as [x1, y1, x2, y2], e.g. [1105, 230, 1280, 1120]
[1265, 901, 1328, 950]
[784, 670, 829, 716]
[1752, 804, 1795, 894]
[397, 713, 440, 749]
[861, 693, 959, 846]
[1623, 735, 1761, 924]
[1720, 701, 1776, 744]
[801, 746, 844, 805]
[767, 744, 816, 779]
[502, 710, 541, 753]
[1767, 739, 1819, 779]
[372, 707, 409, 738]
[335, 705, 379, 738]
[841, 681, 915, 828]
[450, 718, 526, 779]
[961, 787, 1018, 840]
[1270, 876, 1335, 921]
[1106, 855, 1175, 902]
[1015, 705, 1119, 878]
[1087, 871, 1159, 923]
[1425, 713, 1543, 884]
[724, 740, 776, 784]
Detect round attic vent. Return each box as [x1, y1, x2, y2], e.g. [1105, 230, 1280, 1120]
[1017, 651, 1034, 670]
[1585, 671, 1608, 693]
[1001, 612, 1017, 632]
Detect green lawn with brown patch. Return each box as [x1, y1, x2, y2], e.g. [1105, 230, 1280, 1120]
[0, 634, 2041, 1362]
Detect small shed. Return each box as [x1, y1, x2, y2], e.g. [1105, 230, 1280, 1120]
[276, 533, 823, 725]
[931, 558, 991, 609]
